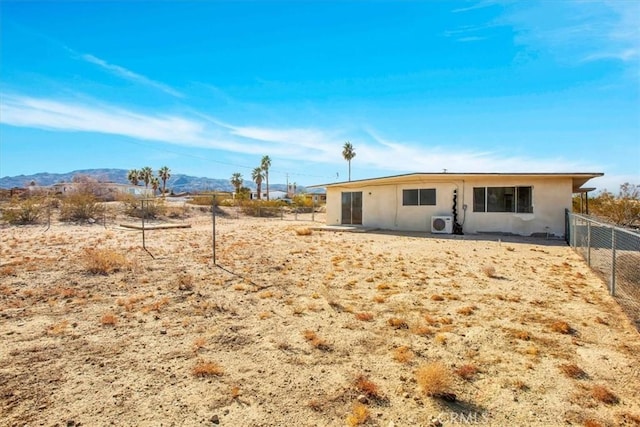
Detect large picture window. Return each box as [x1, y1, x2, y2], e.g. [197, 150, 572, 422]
[473, 186, 533, 213]
[402, 188, 436, 206]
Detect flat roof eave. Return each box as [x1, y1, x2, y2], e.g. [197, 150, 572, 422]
[308, 172, 604, 189]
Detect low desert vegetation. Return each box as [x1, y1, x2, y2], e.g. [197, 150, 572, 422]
[192, 361, 224, 377]
[591, 385, 619, 405]
[303, 330, 331, 351]
[559, 363, 588, 379]
[295, 227, 313, 236]
[100, 313, 118, 326]
[82, 247, 129, 275]
[550, 320, 573, 334]
[353, 375, 382, 399]
[416, 361, 454, 398]
[1, 206, 638, 426]
[345, 402, 369, 426]
[455, 364, 479, 381]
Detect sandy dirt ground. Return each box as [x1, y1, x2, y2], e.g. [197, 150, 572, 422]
[1, 207, 639, 427]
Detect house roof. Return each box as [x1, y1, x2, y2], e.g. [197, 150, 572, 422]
[308, 172, 604, 193]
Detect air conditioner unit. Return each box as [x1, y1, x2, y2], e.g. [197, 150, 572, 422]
[431, 216, 453, 234]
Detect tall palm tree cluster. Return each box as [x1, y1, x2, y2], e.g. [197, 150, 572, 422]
[230, 155, 271, 200]
[127, 166, 171, 197]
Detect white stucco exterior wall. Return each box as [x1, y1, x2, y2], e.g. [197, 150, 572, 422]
[325, 175, 577, 236]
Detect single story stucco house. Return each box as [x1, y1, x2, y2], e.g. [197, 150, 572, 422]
[310, 172, 603, 237]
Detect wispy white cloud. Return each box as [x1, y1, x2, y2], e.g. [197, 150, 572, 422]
[496, 1, 640, 65]
[361, 129, 599, 174]
[80, 53, 185, 98]
[0, 93, 603, 179]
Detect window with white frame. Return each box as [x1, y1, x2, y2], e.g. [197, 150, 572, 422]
[402, 188, 436, 206]
[473, 186, 533, 213]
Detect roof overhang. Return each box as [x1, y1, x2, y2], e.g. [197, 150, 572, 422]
[308, 172, 604, 193]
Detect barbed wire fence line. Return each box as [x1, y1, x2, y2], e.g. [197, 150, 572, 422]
[566, 210, 640, 330]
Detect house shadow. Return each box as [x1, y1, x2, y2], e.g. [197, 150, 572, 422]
[360, 228, 568, 248]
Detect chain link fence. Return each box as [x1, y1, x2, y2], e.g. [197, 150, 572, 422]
[566, 210, 640, 330]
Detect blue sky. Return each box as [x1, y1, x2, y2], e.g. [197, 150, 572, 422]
[1, 1, 638, 191]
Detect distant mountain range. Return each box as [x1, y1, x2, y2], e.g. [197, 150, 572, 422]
[0, 168, 306, 193]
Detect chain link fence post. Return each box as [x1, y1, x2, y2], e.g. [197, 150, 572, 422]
[611, 227, 616, 296]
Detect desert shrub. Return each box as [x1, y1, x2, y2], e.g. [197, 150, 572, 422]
[192, 361, 224, 377]
[416, 362, 453, 397]
[239, 200, 282, 217]
[82, 248, 129, 275]
[482, 265, 497, 278]
[100, 313, 118, 326]
[303, 330, 331, 351]
[60, 192, 105, 221]
[388, 317, 408, 329]
[393, 346, 414, 363]
[353, 375, 382, 399]
[591, 385, 618, 404]
[345, 402, 369, 426]
[1, 196, 46, 224]
[559, 363, 587, 379]
[120, 194, 166, 219]
[355, 312, 374, 321]
[550, 320, 573, 334]
[295, 227, 313, 236]
[166, 205, 190, 219]
[455, 364, 479, 380]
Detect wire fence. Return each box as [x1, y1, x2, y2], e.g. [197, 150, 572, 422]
[566, 210, 640, 330]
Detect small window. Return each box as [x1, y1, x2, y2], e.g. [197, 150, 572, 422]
[403, 188, 436, 206]
[517, 186, 533, 213]
[419, 189, 436, 205]
[473, 187, 486, 212]
[403, 189, 419, 206]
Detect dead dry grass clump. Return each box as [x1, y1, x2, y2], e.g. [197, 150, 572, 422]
[457, 305, 476, 316]
[354, 375, 382, 399]
[591, 385, 619, 405]
[100, 313, 118, 326]
[355, 312, 374, 322]
[295, 227, 313, 236]
[392, 346, 414, 364]
[559, 363, 588, 379]
[550, 320, 573, 334]
[387, 317, 409, 329]
[303, 330, 331, 351]
[416, 361, 454, 398]
[192, 361, 224, 377]
[482, 265, 497, 278]
[345, 402, 369, 426]
[82, 247, 129, 275]
[455, 364, 479, 380]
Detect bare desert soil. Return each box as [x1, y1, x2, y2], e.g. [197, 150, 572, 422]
[1, 208, 639, 427]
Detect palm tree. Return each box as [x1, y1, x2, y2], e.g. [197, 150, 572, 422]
[342, 141, 356, 181]
[252, 167, 264, 200]
[230, 172, 243, 196]
[150, 177, 160, 196]
[261, 155, 271, 200]
[127, 169, 140, 186]
[138, 166, 153, 188]
[158, 166, 171, 198]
